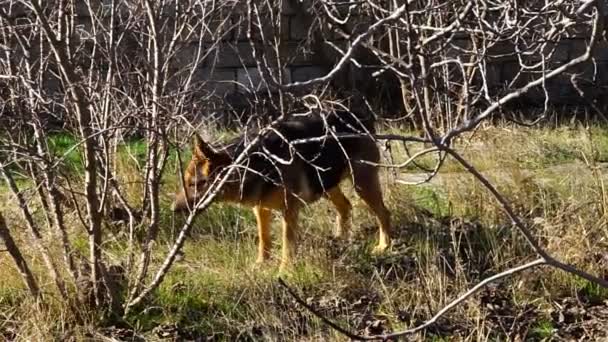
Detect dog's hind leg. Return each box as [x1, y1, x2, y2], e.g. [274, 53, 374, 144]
[280, 203, 300, 272]
[325, 186, 352, 238]
[253, 205, 273, 264]
[353, 165, 391, 253]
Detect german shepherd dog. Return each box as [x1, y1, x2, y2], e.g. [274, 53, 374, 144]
[173, 109, 391, 271]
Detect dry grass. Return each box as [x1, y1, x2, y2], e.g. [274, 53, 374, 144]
[1, 123, 608, 341]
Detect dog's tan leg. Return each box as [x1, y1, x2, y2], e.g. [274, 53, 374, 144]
[354, 168, 391, 253]
[279, 205, 300, 272]
[253, 205, 272, 263]
[325, 186, 352, 238]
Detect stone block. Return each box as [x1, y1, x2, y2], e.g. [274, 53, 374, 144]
[201, 18, 236, 43]
[345, 16, 372, 36]
[544, 41, 570, 62]
[1, 1, 31, 18]
[595, 62, 608, 85]
[569, 22, 593, 39]
[74, 0, 103, 17]
[44, 74, 63, 96]
[281, 15, 291, 40]
[236, 67, 267, 91]
[499, 61, 518, 85]
[209, 42, 256, 68]
[570, 60, 599, 83]
[487, 41, 517, 62]
[197, 67, 237, 95]
[444, 38, 472, 59]
[594, 40, 608, 62]
[318, 41, 348, 63]
[289, 14, 312, 40]
[232, 14, 281, 42]
[282, 0, 311, 15]
[569, 38, 589, 59]
[487, 65, 501, 89]
[172, 43, 209, 69]
[290, 65, 325, 82]
[280, 41, 315, 65]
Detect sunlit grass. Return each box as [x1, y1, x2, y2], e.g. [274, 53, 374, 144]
[1, 123, 608, 340]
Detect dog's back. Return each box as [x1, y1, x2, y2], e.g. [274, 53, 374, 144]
[222, 110, 379, 204]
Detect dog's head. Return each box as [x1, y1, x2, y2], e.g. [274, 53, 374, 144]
[172, 134, 231, 212]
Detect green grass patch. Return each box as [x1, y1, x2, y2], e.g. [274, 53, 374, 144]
[48, 133, 83, 172]
[531, 319, 556, 340]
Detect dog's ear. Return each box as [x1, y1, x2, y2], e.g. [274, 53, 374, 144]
[192, 134, 217, 161]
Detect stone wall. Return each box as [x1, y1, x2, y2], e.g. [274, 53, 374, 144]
[479, 38, 608, 106]
[181, 0, 328, 96]
[172, 1, 608, 108]
[4, 0, 608, 110]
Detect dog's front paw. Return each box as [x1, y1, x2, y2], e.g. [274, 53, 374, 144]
[371, 242, 390, 255]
